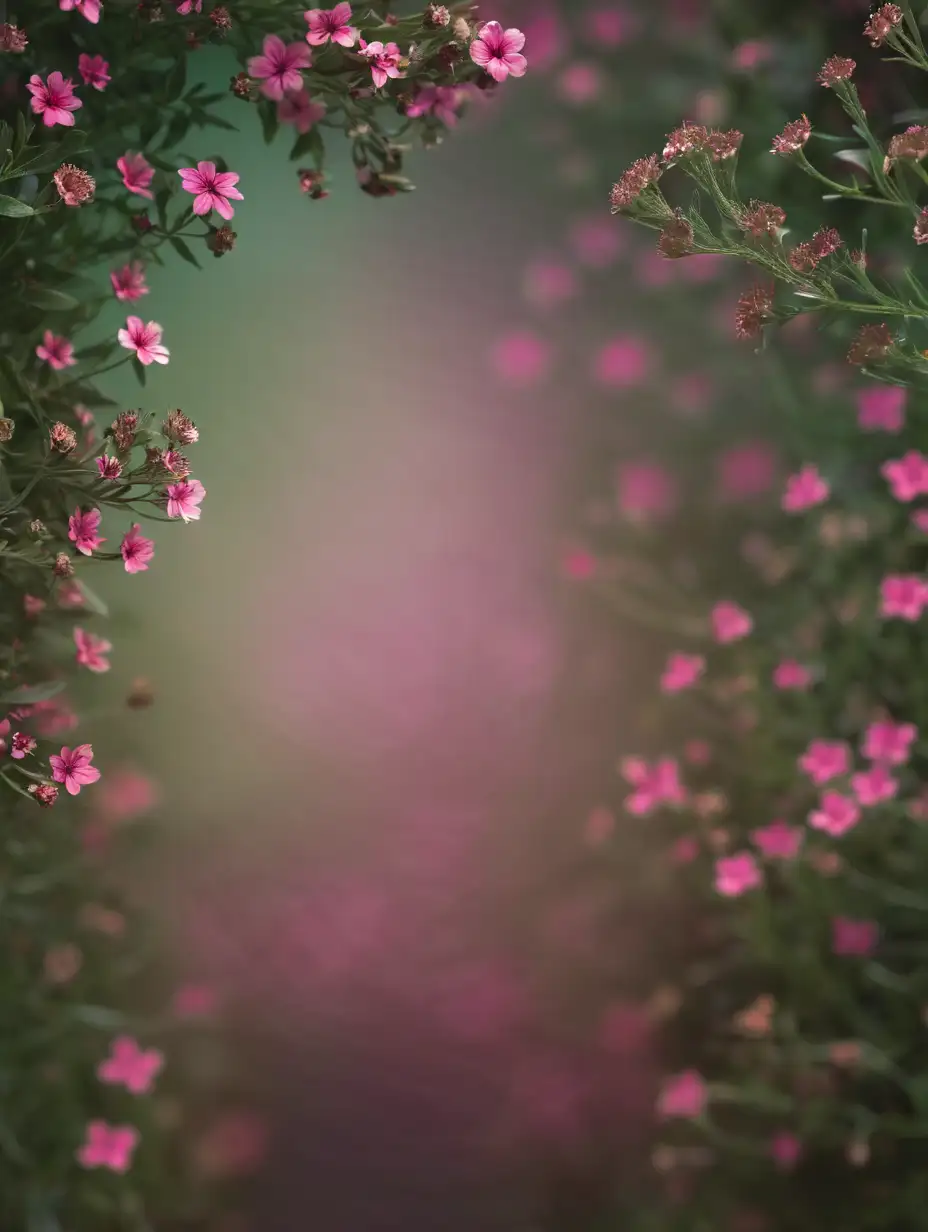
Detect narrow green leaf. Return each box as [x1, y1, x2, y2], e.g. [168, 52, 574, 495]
[0, 195, 34, 218]
[169, 235, 202, 269]
[0, 680, 66, 706]
[289, 128, 325, 165]
[258, 99, 280, 146]
[201, 113, 238, 132]
[21, 287, 80, 312]
[164, 56, 188, 103]
[13, 111, 31, 157]
[75, 339, 119, 364]
[132, 357, 148, 387]
[72, 580, 109, 618]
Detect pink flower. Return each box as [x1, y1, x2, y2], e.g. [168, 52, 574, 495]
[247, 34, 312, 100]
[27, 72, 82, 126]
[492, 330, 551, 387]
[176, 0, 203, 11]
[120, 524, 155, 574]
[117, 152, 154, 198]
[857, 384, 905, 433]
[77, 1121, 138, 1173]
[278, 87, 326, 132]
[733, 39, 773, 70]
[657, 1069, 707, 1119]
[711, 600, 752, 644]
[799, 739, 850, 785]
[469, 20, 527, 83]
[68, 507, 105, 556]
[166, 477, 206, 522]
[808, 791, 860, 837]
[35, 330, 75, 370]
[912, 509, 928, 533]
[358, 39, 405, 89]
[406, 84, 463, 127]
[883, 451, 928, 502]
[98, 1036, 164, 1094]
[621, 756, 685, 815]
[110, 260, 148, 301]
[77, 53, 110, 90]
[304, 2, 357, 46]
[569, 214, 622, 267]
[862, 718, 917, 765]
[752, 819, 803, 860]
[74, 626, 112, 673]
[661, 652, 705, 693]
[594, 335, 651, 387]
[771, 1131, 802, 1171]
[23, 595, 46, 618]
[617, 461, 677, 520]
[717, 441, 777, 501]
[561, 546, 597, 580]
[118, 316, 169, 365]
[715, 851, 763, 896]
[522, 258, 578, 309]
[96, 454, 122, 479]
[773, 659, 812, 690]
[172, 983, 217, 1017]
[881, 574, 928, 620]
[177, 161, 243, 220]
[60, 0, 101, 21]
[558, 62, 602, 105]
[832, 917, 878, 957]
[851, 765, 898, 806]
[11, 732, 37, 760]
[782, 463, 829, 512]
[97, 768, 157, 823]
[671, 834, 700, 864]
[50, 743, 101, 796]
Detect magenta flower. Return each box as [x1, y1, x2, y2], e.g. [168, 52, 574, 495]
[660, 652, 705, 693]
[832, 917, 878, 957]
[176, 0, 203, 11]
[74, 626, 112, 673]
[782, 463, 830, 512]
[96, 454, 122, 480]
[11, 732, 37, 760]
[27, 72, 82, 127]
[851, 765, 898, 807]
[247, 34, 312, 100]
[657, 1070, 707, 1119]
[798, 738, 850, 785]
[98, 1036, 164, 1094]
[358, 39, 405, 89]
[177, 161, 243, 220]
[304, 2, 357, 46]
[469, 20, 527, 83]
[594, 335, 651, 387]
[166, 477, 206, 522]
[117, 152, 155, 198]
[77, 53, 110, 90]
[752, 819, 803, 860]
[68, 507, 105, 556]
[882, 450, 928, 502]
[120, 524, 155, 574]
[172, 982, 217, 1017]
[808, 790, 860, 837]
[881, 574, 928, 620]
[772, 659, 812, 690]
[50, 743, 101, 796]
[110, 260, 148, 301]
[60, 0, 101, 21]
[278, 88, 327, 133]
[118, 316, 169, 365]
[35, 330, 76, 370]
[715, 851, 763, 897]
[711, 600, 753, 644]
[912, 509, 928, 532]
[862, 718, 917, 765]
[621, 755, 686, 815]
[77, 1121, 138, 1172]
[405, 84, 462, 127]
[492, 330, 552, 387]
[857, 384, 905, 432]
[771, 1132, 802, 1171]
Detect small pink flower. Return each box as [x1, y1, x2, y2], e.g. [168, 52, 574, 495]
[27, 71, 82, 126]
[569, 214, 622, 267]
[492, 330, 551, 387]
[78, 53, 110, 90]
[176, 0, 203, 12]
[851, 765, 898, 806]
[247, 34, 312, 100]
[671, 834, 700, 864]
[593, 335, 651, 387]
[732, 39, 773, 70]
[832, 917, 878, 957]
[278, 87, 326, 132]
[469, 20, 527, 83]
[773, 659, 812, 690]
[771, 1131, 802, 1171]
[304, 2, 357, 47]
[711, 601, 753, 644]
[117, 152, 155, 199]
[23, 595, 46, 618]
[11, 732, 37, 760]
[120, 524, 155, 574]
[657, 1069, 707, 1119]
[808, 790, 860, 837]
[522, 259, 578, 309]
[118, 316, 169, 365]
[110, 260, 148, 301]
[882, 451, 928, 502]
[358, 39, 405, 89]
[50, 743, 101, 795]
[617, 461, 677, 520]
[77, 1121, 139, 1173]
[715, 850, 763, 896]
[881, 574, 928, 620]
[782, 463, 829, 512]
[166, 477, 206, 522]
[717, 441, 777, 501]
[98, 1036, 164, 1094]
[36, 330, 75, 370]
[97, 768, 157, 823]
[96, 454, 122, 479]
[405, 83, 464, 127]
[60, 0, 101, 21]
[558, 62, 602, 105]
[862, 718, 917, 765]
[561, 546, 597, 580]
[74, 626, 112, 673]
[621, 756, 685, 815]
[68, 507, 105, 556]
[178, 161, 243, 220]
[911, 509, 928, 533]
[857, 384, 905, 433]
[799, 738, 850, 785]
[661, 652, 705, 693]
[752, 819, 803, 860]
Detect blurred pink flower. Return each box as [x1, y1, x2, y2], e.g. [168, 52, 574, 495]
[883, 450, 928, 501]
[492, 330, 551, 387]
[770, 1131, 802, 1170]
[74, 626, 111, 673]
[558, 62, 602, 104]
[717, 441, 777, 500]
[68, 507, 104, 556]
[248, 34, 311, 99]
[584, 5, 636, 47]
[715, 851, 762, 896]
[862, 718, 917, 764]
[621, 756, 685, 815]
[78, 53, 109, 90]
[594, 336, 651, 387]
[110, 260, 148, 301]
[881, 574, 928, 620]
[782, 463, 829, 512]
[617, 461, 677, 519]
[857, 384, 905, 432]
[469, 21, 527, 83]
[36, 330, 75, 369]
[799, 739, 850, 785]
[60, 0, 101, 20]
[732, 40, 774, 70]
[851, 765, 898, 806]
[561, 545, 597, 580]
[568, 214, 622, 266]
[658, 1069, 707, 1118]
[523, 258, 577, 308]
[832, 917, 878, 957]
[660, 652, 705, 693]
[752, 819, 803, 860]
[278, 88, 326, 132]
[117, 152, 155, 198]
[773, 659, 812, 690]
[671, 834, 700, 864]
[670, 372, 714, 416]
[172, 982, 218, 1018]
[77, 1122, 138, 1172]
[98, 1036, 164, 1094]
[808, 790, 860, 837]
[711, 600, 752, 644]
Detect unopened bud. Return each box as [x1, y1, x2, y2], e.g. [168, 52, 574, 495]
[0, 417, 13, 442]
[49, 422, 77, 454]
[53, 553, 74, 578]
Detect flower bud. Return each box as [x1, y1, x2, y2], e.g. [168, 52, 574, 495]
[163, 409, 199, 445]
[210, 5, 232, 32]
[54, 163, 95, 207]
[207, 224, 237, 257]
[29, 783, 58, 807]
[230, 72, 255, 99]
[53, 553, 74, 578]
[0, 417, 13, 442]
[49, 422, 77, 454]
[127, 677, 155, 709]
[0, 23, 28, 52]
[423, 3, 450, 26]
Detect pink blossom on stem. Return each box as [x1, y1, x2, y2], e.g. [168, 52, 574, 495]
[469, 20, 527, 83]
[77, 1122, 138, 1172]
[358, 39, 405, 89]
[851, 765, 898, 806]
[832, 917, 878, 957]
[77, 53, 110, 90]
[120, 524, 155, 574]
[857, 384, 905, 432]
[782, 463, 829, 512]
[657, 1070, 707, 1119]
[621, 756, 685, 815]
[881, 575, 928, 620]
[176, 0, 203, 12]
[177, 161, 243, 220]
[35, 330, 76, 370]
[247, 34, 312, 100]
[594, 335, 651, 387]
[882, 451, 928, 502]
[68, 507, 105, 556]
[862, 718, 917, 765]
[109, 260, 148, 301]
[117, 151, 154, 198]
[711, 601, 753, 644]
[50, 743, 101, 795]
[304, 3, 358, 47]
[60, 0, 101, 21]
[277, 88, 326, 132]
[406, 85, 462, 128]
[808, 791, 860, 837]
[771, 1132, 802, 1171]
[714, 850, 763, 896]
[74, 626, 112, 673]
[11, 732, 37, 760]
[166, 477, 206, 522]
[752, 819, 803, 860]
[660, 652, 705, 693]
[27, 72, 82, 126]
[98, 1036, 164, 1094]
[96, 454, 122, 480]
[773, 659, 812, 690]
[118, 316, 169, 365]
[799, 739, 850, 785]
[717, 441, 777, 501]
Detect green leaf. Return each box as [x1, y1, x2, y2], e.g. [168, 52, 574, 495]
[169, 235, 202, 269]
[155, 186, 172, 230]
[164, 56, 188, 103]
[70, 1005, 128, 1030]
[132, 357, 148, 387]
[12, 111, 31, 157]
[0, 195, 34, 218]
[21, 287, 80, 312]
[289, 128, 325, 166]
[258, 99, 280, 146]
[164, 109, 192, 149]
[75, 338, 119, 363]
[201, 113, 238, 132]
[73, 579, 109, 618]
[139, 111, 162, 147]
[0, 680, 66, 706]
